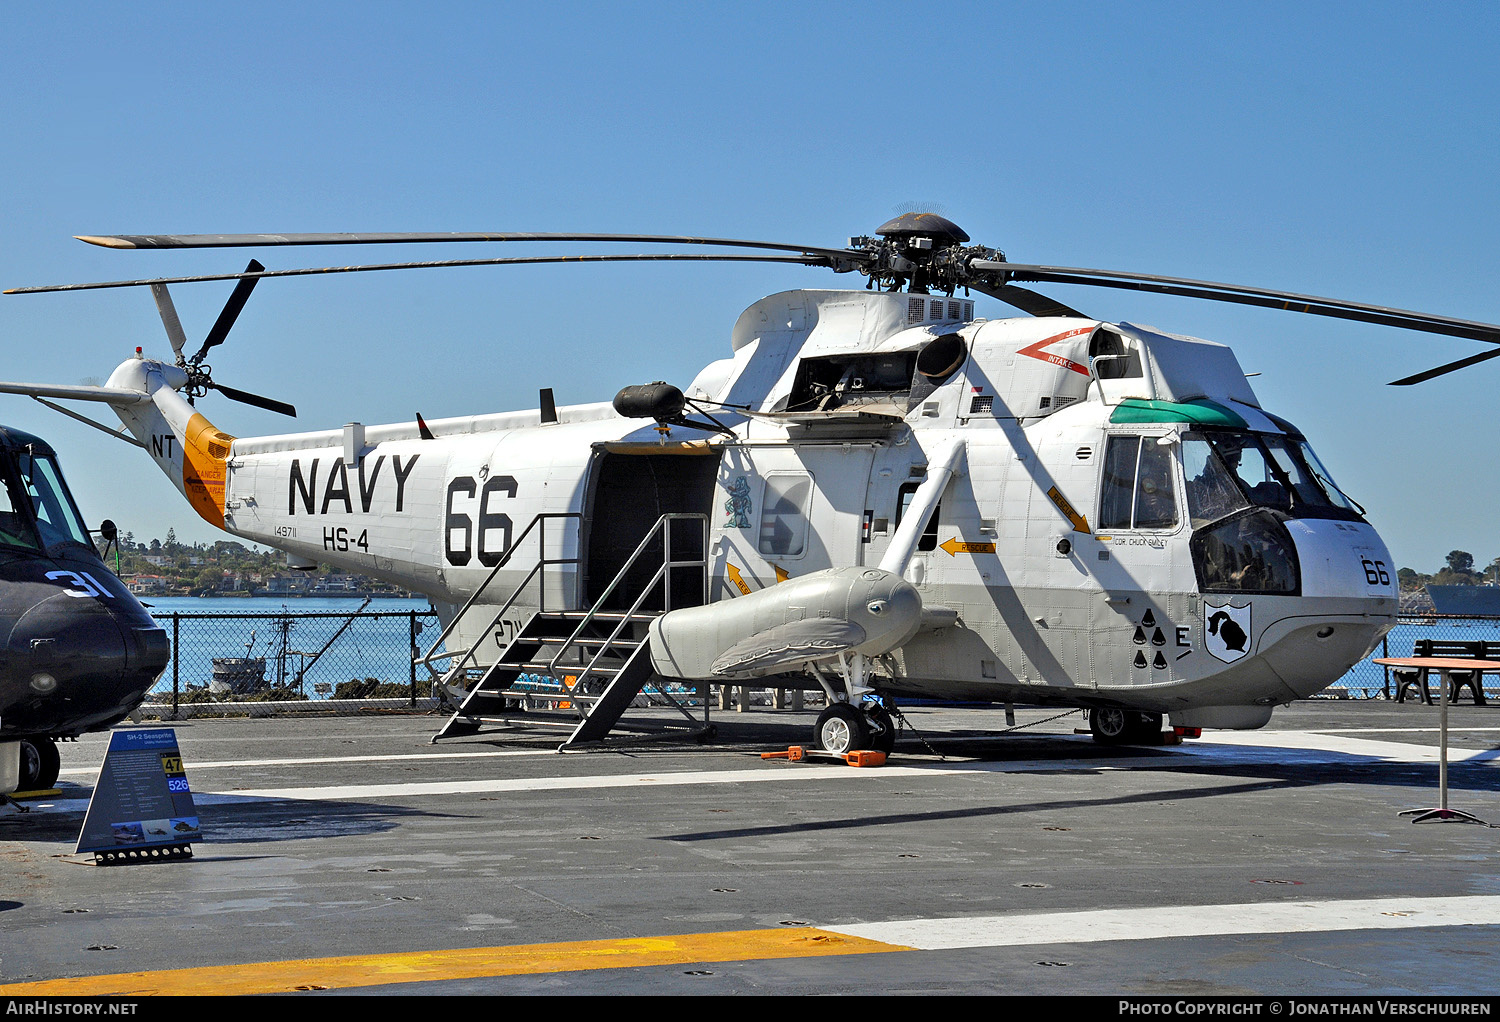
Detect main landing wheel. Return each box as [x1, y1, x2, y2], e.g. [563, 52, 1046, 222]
[815, 704, 870, 755]
[1088, 709, 1162, 746]
[19, 737, 60, 791]
[864, 704, 897, 755]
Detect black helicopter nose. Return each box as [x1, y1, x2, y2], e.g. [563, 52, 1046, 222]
[2, 588, 169, 736]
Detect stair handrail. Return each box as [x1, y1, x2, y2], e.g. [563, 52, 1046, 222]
[549, 513, 708, 688]
[417, 512, 580, 680]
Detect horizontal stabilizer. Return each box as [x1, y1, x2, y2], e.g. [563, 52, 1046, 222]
[0, 380, 147, 405]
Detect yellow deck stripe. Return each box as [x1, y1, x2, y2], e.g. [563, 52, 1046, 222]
[0, 927, 909, 996]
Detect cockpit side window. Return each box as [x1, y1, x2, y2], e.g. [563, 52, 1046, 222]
[1100, 435, 1178, 531]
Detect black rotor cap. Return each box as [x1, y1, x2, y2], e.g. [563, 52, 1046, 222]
[875, 213, 970, 245]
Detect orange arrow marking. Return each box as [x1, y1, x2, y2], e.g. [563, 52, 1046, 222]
[1046, 486, 1092, 534]
[940, 537, 997, 556]
[726, 563, 752, 595]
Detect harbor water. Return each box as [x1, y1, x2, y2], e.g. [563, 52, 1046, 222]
[142, 595, 439, 701]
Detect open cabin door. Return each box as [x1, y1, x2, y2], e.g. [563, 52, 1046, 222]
[582, 445, 720, 611]
[710, 441, 877, 599]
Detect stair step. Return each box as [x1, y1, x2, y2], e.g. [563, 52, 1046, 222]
[501, 689, 603, 703]
[545, 611, 661, 622]
[458, 714, 582, 730]
[529, 636, 644, 647]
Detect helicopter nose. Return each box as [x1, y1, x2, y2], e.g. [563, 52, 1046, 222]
[4, 590, 167, 735]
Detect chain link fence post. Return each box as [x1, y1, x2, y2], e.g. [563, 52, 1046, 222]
[171, 612, 180, 720]
[409, 610, 419, 708]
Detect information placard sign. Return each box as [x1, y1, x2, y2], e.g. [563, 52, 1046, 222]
[76, 728, 201, 861]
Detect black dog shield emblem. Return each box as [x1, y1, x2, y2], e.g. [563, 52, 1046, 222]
[1203, 601, 1252, 664]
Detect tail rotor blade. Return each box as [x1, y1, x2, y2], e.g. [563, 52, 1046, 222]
[208, 381, 296, 417]
[191, 259, 264, 364]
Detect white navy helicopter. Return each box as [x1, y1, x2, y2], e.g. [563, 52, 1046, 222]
[4, 214, 1496, 754]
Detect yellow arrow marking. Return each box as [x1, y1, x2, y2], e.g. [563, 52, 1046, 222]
[772, 563, 790, 583]
[726, 563, 752, 595]
[1046, 486, 1091, 534]
[939, 537, 997, 556]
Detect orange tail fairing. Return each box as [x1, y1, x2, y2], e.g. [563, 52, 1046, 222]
[181, 412, 235, 527]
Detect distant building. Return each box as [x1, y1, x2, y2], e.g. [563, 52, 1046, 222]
[126, 575, 171, 595]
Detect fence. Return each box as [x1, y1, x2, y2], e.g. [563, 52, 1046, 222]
[1326, 614, 1500, 699]
[131, 607, 1499, 721]
[135, 607, 445, 719]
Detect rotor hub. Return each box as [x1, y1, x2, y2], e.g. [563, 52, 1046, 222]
[848, 214, 1003, 295]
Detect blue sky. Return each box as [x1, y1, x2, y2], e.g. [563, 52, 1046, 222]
[1, 2, 1497, 572]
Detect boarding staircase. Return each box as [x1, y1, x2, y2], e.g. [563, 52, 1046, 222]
[421, 512, 713, 749]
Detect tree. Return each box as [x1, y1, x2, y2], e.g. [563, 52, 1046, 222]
[1446, 550, 1475, 575]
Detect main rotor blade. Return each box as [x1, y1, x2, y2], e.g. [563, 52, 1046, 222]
[191, 259, 264, 364]
[1389, 347, 1500, 386]
[208, 381, 297, 417]
[6, 252, 837, 294]
[149, 282, 189, 359]
[74, 230, 861, 263]
[972, 260, 1500, 346]
[966, 280, 1088, 319]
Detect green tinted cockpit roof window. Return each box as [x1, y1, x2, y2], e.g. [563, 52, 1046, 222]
[1109, 399, 1249, 428]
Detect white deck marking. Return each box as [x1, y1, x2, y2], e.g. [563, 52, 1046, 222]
[828, 895, 1500, 949]
[32, 727, 1496, 813]
[203, 764, 983, 802]
[58, 747, 559, 776]
[1199, 729, 1500, 764]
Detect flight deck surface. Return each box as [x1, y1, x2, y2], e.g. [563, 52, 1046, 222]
[1, 701, 1498, 998]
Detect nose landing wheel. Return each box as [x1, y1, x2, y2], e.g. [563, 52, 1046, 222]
[19, 737, 60, 791]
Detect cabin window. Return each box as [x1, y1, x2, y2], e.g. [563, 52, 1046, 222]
[759, 473, 812, 557]
[896, 482, 940, 552]
[1100, 435, 1178, 531]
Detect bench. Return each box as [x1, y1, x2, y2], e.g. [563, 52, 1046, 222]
[1392, 639, 1498, 705]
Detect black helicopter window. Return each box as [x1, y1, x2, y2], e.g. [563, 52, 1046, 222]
[896, 482, 940, 552]
[1100, 435, 1178, 531]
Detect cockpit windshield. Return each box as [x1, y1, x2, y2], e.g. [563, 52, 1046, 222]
[1182, 431, 1364, 527]
[0, 451, 94, 554]
[21, 453, 94, 550]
